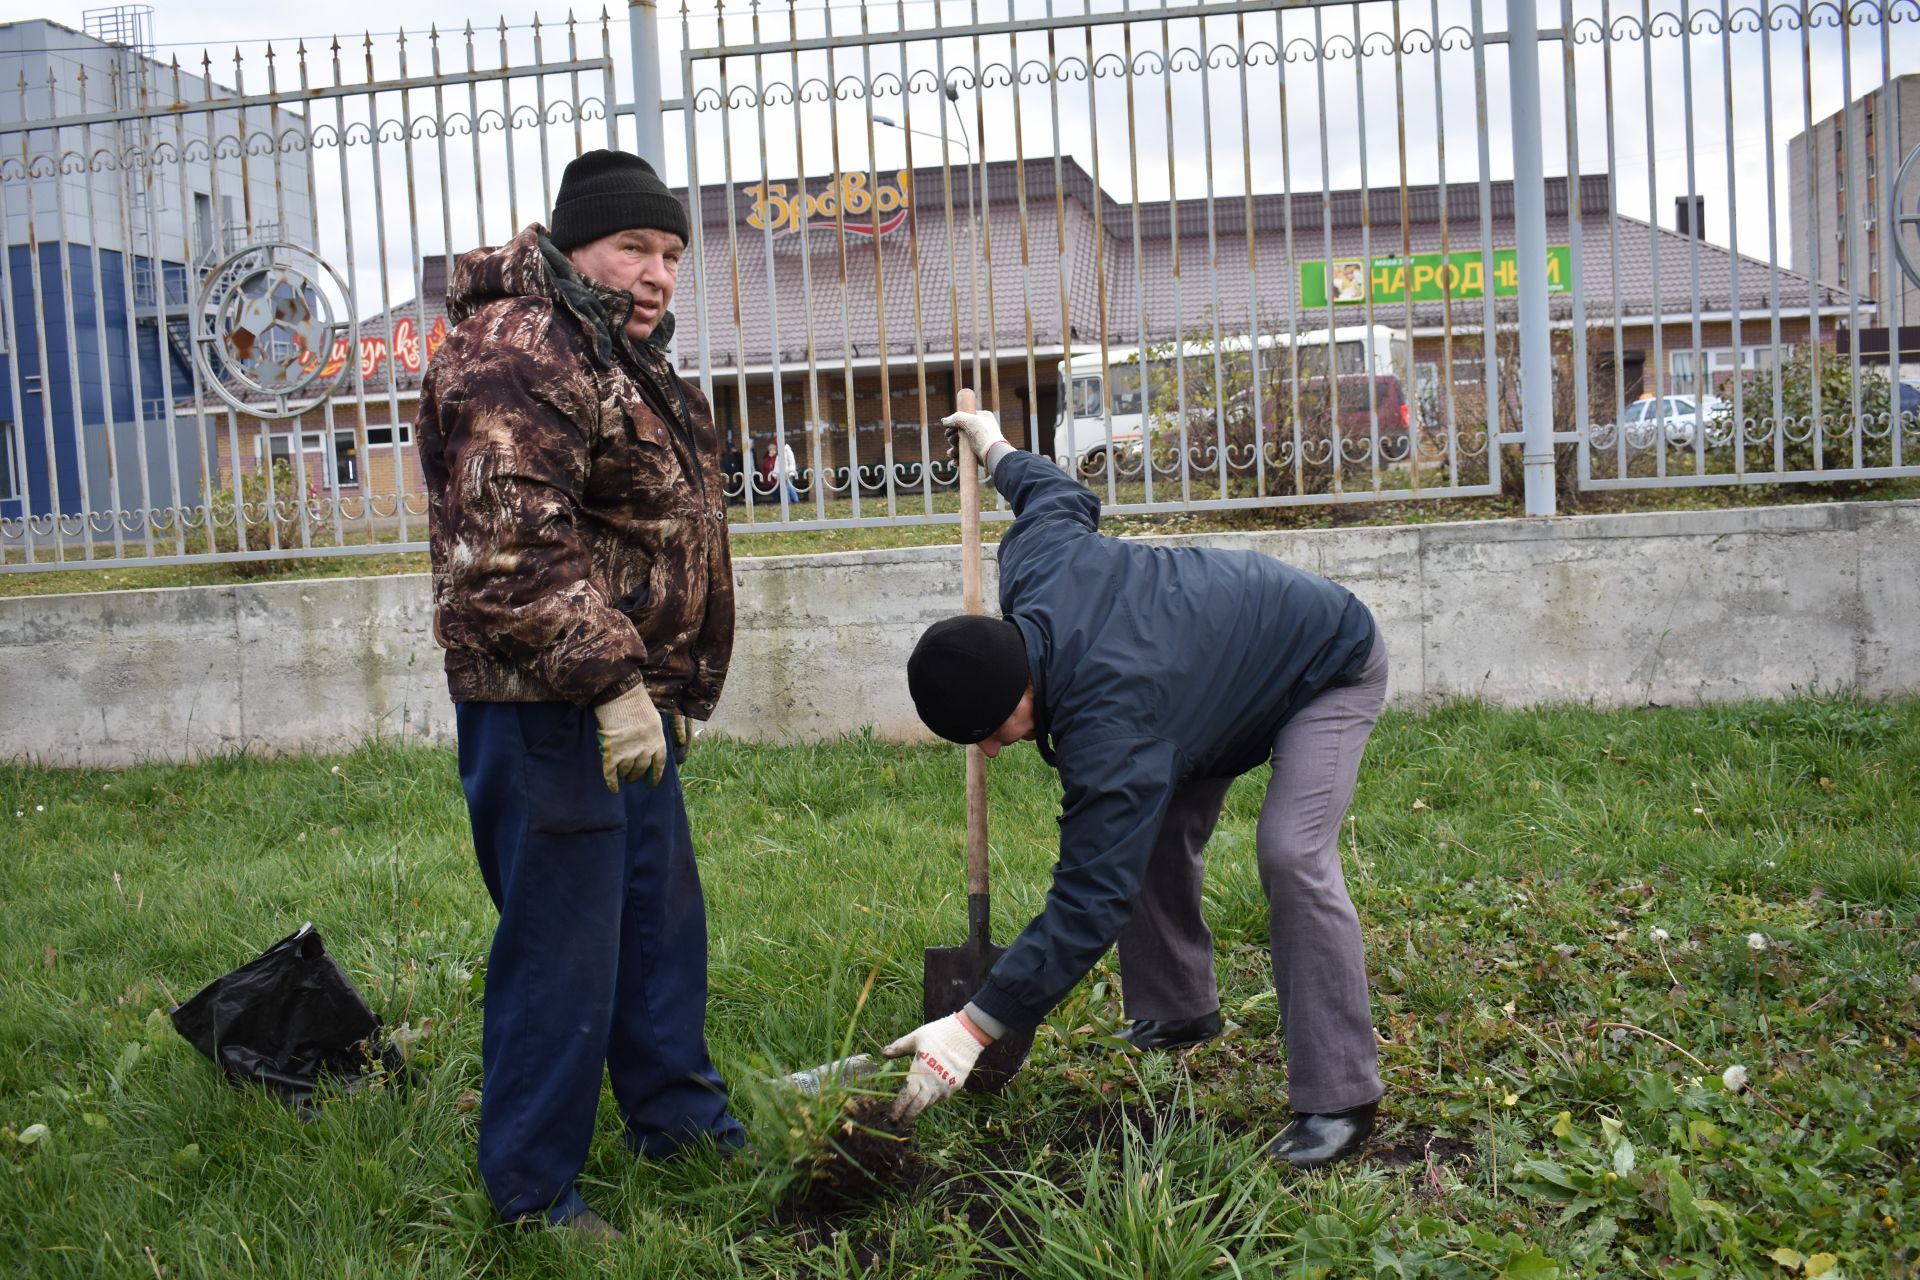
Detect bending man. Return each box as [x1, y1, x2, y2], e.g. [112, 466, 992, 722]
[886, 411, 1388, 1170]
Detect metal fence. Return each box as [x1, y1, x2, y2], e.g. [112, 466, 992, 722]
[0, 6, 624, 568]
[2, 0, 1916, 571]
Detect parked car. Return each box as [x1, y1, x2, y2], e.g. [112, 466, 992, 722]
[1591, 394, 1727, 450]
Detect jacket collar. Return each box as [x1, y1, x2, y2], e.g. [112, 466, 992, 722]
[1010, 613, 1058, 766]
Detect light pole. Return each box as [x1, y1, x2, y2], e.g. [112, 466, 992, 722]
[875, 90, 982, 400]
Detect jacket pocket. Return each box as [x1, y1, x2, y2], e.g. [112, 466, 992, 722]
[621, 396, 676, 450]
[585, 397, 684, 507]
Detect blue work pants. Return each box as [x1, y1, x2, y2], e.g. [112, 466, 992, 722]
[456, 700, 743, 1224]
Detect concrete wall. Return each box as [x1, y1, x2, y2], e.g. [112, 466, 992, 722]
[4, 499, 1915, 767]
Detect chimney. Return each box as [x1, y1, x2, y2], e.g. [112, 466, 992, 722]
[1675, 195, 1705, 240]
[420, 254, 451, 305]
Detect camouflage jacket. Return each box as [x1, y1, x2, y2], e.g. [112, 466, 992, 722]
[416, 225, 733, 716]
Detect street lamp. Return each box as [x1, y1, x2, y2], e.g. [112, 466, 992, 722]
[875, 90, 982, 398]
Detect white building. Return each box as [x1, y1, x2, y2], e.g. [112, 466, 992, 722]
[1787, 73, 1919, 369]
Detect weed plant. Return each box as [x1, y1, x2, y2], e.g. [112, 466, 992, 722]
[1, 698, 1915, 1277]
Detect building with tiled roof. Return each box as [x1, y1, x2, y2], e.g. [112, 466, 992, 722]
[675, 159, 1853, 467]
[212, 155, 1857, 493]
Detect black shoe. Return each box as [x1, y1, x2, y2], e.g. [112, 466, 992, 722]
[1264, 1102, 1377, 1170]
[1114, 1010, 1223, 1052]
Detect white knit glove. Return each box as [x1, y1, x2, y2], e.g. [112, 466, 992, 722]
[593, 683, 667, 792]
[941, 410, 1007, 465]
[883, 1013, 989, 1120]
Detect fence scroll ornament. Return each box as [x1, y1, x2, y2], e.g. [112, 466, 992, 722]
[192, 243, 354, 420]
[1897, 144, 1920, 291]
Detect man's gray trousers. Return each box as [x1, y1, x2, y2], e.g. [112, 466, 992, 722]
[1115, 633, 1390, 1115]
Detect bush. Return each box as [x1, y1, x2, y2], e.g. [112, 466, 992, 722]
[1712, 345, 1897, 475]
[213, 459, 321, 576]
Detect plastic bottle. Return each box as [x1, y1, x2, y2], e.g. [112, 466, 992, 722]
[786, 1053, 881, 1094]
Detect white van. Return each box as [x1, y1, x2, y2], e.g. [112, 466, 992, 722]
[1054, 325, 1412, 475]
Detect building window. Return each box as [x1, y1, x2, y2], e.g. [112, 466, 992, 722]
[1450, 357, 1486, 386]
[256, 432, 294, 474]
[322, 424, 410, 488]
[363, 423, 412, 447]
[333, 432, 359, 487]
[0, 420, 18, 501]
[1670, 347, 1784, 397]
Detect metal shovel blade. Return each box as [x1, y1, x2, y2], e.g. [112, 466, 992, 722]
[922, 915, 1034, 1094]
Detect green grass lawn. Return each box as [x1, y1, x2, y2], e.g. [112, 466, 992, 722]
[2, 699, 1916, 1278]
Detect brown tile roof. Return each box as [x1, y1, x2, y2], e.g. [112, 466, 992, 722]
[670, 160, 1855, 369]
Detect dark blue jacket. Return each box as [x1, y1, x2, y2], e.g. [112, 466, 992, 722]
[968, 450, 1377, 1035]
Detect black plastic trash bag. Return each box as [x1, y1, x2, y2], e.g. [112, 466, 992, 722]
[171, 922, 402, 1108]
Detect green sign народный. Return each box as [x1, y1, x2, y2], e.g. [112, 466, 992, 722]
[1300, 247, 1572, 308]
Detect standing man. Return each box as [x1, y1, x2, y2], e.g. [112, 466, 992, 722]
[418, 149, 742, 1238]
[885, 410, 1389, 1171]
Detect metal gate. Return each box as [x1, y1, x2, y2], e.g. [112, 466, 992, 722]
[677, 0, 1918, 534]
[1560, 0, 1919, 491]
[679, 0, 1528, 532]
[0, 5, 622, 568]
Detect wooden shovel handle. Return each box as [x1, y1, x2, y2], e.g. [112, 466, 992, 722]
[956, 388, 991, 902]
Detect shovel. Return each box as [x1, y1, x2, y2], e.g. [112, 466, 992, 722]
[921, 388, 1036, 1093]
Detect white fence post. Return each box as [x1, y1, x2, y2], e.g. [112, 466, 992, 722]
[1507, 0, 1557, 517]
[628, 0, 666, 164]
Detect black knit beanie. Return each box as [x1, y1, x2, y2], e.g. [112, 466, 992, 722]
[907, 616, 1032, 744]
[550, 150, 690, 251]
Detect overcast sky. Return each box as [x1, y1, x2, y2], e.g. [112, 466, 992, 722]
[0, 0, 554, 48]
